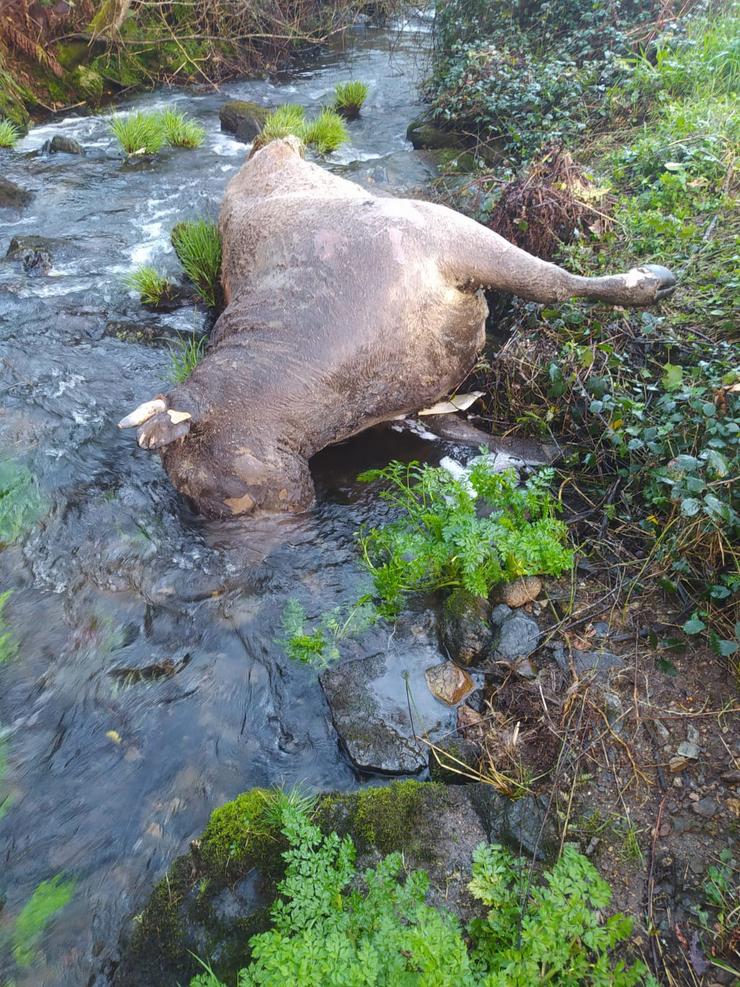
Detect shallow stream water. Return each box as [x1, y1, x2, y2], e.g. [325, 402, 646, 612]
[0, 15, 484, 986]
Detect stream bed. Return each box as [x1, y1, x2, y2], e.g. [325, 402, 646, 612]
[0, 14, 486, 986]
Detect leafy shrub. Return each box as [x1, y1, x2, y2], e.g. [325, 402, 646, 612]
[302, 108, 349, 154]
[170, 219, 222, 308]
[0, 118, 20, 148]
[0, 460, 46, 545]
[430, 0, 664, 162]
[191, 801, 649, 987]
[358, 458, 573, 616]
[168, 334, 206, 384]
[124, 265, 173, 306]
[110, 111, 167, 155]
[334, 80, 369, 118]
[161, 108, 205, 148]
[12, 874, 76, 968]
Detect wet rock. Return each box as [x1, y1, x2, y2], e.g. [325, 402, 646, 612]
[5, 235, 65, 274]
[425, 661, 475, 706]
[320, 641, 455, 775]
[406, 112, 465, 150]
[44, 134, 84, 155]
[116, 779, 557, 986]
[428, 736, 480, 783]
[439, 588, 496, 666]
[0, 176, 32, 210]
[495, 576, 542, 608]
[219, 100, 270, 142]
[492, 608, 541, 664]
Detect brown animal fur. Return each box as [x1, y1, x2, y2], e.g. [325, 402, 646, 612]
[121, 137, 675, 518]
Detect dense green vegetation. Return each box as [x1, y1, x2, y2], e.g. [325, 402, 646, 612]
[281, 458, 572, 664]
[191, 800, 650, 986]
[0, 460, 46, 546]
[0, 590, 16, 664]
[358, 461, 572, 616]
[430, 1, 738, 656]
[11, 875, 76, 968]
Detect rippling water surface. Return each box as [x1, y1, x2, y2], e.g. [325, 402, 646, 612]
[0, 16, 470, 985]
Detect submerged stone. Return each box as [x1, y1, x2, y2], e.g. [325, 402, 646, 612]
[0, 177, 32, 210]
[406, 111, 465, 150]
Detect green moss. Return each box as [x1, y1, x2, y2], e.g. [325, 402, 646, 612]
[199, 788, 283, 875]
[319, 781, 446, 859]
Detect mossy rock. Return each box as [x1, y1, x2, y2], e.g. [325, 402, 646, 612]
[406, 111, 465, 150]
[114, 780, 556, 986]
[113, 787, 285, 987]
[438, 587, 496, 666]
[219, 100, 271, 143]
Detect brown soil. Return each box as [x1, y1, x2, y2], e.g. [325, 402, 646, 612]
[450, 578, 738, 985]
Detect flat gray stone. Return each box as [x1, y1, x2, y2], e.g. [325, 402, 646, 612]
[321, 635, 455, 775]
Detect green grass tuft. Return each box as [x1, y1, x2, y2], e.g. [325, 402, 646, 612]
[259, 104, 306, 144]
[255, 104, 348, 155]
[111, 109, 205, 154]
[125, 265, 173, 306]
[334, 80, 369, 118]
[0, 590, 17, 664]
[0, 118, 20, 148]
[0, 460, 46, 546]
[168, 333, 206, 384]
[302, 108, 348, 154]
[170, 219, 222, 308]
[161, 109, 205, 148]
[13, 875, 76, 968]
[110, 111, 167, 155]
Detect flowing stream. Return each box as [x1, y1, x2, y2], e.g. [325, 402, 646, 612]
[0, 14, 475, 985]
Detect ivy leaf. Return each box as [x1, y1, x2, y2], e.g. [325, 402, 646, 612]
[709, 633, 737, 658]
[680, 497, 700, 516]
[683, 616, 706, 635]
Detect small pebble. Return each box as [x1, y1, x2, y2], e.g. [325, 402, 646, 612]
[691, 796, 717, 818]
[677, 740, 700, 759]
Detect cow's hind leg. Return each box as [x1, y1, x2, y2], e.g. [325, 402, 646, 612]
[433, 205, 676, 306]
